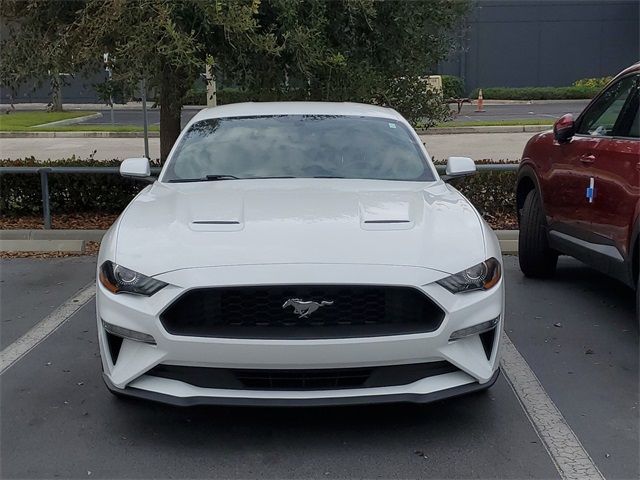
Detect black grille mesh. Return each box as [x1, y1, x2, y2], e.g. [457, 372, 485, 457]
[160, 285, 444, 339]
[147, 361, 458, 391]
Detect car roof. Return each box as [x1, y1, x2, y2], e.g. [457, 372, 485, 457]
[190, 102, 405, 123]
[614, 61, 640, 79]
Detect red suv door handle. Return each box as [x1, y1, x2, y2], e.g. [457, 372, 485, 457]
[580, 154, 596, 164]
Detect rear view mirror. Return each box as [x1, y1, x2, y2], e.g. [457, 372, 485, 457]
[553, 114, 575, 143]
[444, 156, 476, 181]
[120, 157, 154, 182]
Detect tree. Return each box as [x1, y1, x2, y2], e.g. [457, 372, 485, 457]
[1, 0, 469, 159]
[0, 1, 87, 111]
[225, 0, 470, 124]
[1, 0, 279, 160]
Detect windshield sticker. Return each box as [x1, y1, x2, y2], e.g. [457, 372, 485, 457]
[388, 123, 397, 129]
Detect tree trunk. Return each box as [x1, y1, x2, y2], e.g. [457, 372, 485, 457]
[160, 101, 181, 163]
[50, 74, 63, 112]
[159, 68, 186, 163]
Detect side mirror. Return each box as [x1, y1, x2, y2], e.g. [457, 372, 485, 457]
[444, 156, 476, 181]
[553, 114, 575, 143]
[120, 157, 154, 182]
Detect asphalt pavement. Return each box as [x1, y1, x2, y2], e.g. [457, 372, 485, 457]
[0, 255, 637, 479]
[5, 100, 590, 127]
[67, 100, 591, 127]
[452, 100, 589, 123]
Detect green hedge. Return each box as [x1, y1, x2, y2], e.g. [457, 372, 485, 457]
[1, 158, 517, 222]
[0, 158, 156, 216]
[442, 75, 465, 98]
[456, 171, 516, 222]
[469, 85, 599, 100]
[572, 76, 612, 89]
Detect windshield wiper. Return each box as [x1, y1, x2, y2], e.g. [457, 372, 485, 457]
[245, 176, 296, 179]
[169, 174, 239, 183]
[205, 174, 239, 180]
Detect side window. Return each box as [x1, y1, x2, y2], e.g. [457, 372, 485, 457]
[629, 106, 639, 138]
[617, 87, 639, 138]
[576, 75, 638, 137]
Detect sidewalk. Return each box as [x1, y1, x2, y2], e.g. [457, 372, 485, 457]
[0, 132, 533, 161]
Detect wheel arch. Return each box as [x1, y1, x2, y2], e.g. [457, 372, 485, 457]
[516, 165, 542, 224]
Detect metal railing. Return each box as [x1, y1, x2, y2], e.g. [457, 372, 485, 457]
[0, 164, 518, 229]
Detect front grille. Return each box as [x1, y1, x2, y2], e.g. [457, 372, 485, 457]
[160, 285, 444, 339]
[147, 361, 458, 391]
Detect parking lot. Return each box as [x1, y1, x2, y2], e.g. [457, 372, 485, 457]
[0, 255, 637, 479]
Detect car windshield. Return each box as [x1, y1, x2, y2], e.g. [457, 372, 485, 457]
[162, 115, 434, 182]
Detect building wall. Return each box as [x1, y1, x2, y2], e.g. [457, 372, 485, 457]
[439, 0, 640, 93]
[1, 73, 108, 104]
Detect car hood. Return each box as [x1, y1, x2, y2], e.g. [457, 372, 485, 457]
[114, 179, 487, 276]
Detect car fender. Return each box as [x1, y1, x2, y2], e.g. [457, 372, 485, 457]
[630, 202, 640, 284]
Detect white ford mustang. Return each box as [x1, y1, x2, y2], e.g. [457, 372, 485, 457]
[97, 102, 504, 406]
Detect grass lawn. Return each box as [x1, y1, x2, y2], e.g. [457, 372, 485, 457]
[0, 111, 96, 131]
[437, 118, 554, 127]
[0, 111, 160, 132]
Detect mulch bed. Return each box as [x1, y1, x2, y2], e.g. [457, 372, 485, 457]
[0, 213, 119, 231]
[0, 213, 114, 258]
[1, 241, 101, 259]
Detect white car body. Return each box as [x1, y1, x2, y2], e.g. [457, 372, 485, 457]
[97, 102, 504, 406]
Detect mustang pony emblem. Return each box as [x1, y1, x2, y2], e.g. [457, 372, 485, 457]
[282, 298, 334, 318]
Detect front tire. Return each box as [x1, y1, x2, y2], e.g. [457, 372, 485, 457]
[519, 189, 557, 278]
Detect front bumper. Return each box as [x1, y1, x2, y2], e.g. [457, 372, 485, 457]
[104, 368, 500, 407]
[97, 263, 504, 406]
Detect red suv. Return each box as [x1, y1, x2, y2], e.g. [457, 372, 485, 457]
[516, 63, 640, 311]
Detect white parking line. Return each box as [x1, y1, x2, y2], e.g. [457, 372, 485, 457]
[501, 333, 605, 480]
[0, 282, 95, 375]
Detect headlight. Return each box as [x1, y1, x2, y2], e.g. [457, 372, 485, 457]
[99, 261, 167, 296]
[437, 258, 501, 294]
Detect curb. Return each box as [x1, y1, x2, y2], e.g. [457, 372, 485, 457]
[0, 239, 85, 253]
[0, 131, 160, 138]
[420, 125, 550, 135]
[0, 229, 105, 242]
[0, 229, 519, 254]
[33, 112, 103, 128]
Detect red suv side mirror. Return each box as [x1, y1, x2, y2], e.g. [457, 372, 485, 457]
[553, 113, 576, 143]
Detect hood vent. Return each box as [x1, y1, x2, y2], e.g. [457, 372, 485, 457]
[192, 220, 240, 225]
[363, 220, 411, 224]
[359, 196, 415, 231]
[189, 220, 243, 232]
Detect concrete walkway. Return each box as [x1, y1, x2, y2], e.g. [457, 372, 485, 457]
[0, 132, 534, 162]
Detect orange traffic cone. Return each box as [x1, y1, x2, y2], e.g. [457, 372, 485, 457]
[475, 89, 485, 112]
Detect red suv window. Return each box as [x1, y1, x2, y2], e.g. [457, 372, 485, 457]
[576, 74, 639, 137]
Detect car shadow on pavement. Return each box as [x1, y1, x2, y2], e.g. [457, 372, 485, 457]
[510, 256, 636, 325]
[109, 386, 497, 438]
